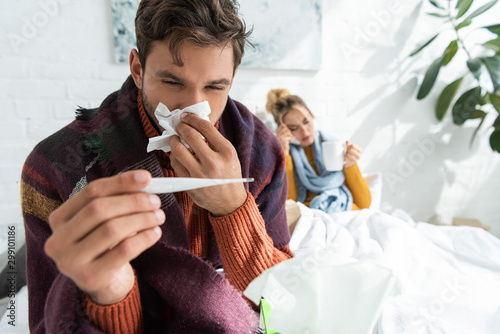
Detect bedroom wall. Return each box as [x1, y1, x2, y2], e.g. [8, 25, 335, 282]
[1, 0, 499, 237]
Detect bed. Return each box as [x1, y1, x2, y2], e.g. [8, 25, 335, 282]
[246, 201, 500, 333]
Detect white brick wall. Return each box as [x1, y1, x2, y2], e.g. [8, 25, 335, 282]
[1, 0, 499, 237]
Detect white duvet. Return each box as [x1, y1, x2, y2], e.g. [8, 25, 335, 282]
[289, 205, 500, 334]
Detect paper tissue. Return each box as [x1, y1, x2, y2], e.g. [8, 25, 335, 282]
[147, 101, 211, 153]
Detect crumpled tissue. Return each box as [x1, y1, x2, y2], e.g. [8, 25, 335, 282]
[244, 249, 396, 334]
[147, 101, 211, 153]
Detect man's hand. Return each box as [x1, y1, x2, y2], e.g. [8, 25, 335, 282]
[169, 112, 248, 217]
[276, 124, 293, 155]
[44, 170, 164, 305]
[344, 141, 362, 169]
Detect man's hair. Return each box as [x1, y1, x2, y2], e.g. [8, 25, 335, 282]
[135, 0, 251, 72]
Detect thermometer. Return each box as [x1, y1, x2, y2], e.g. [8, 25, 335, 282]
[141, 177, 254, 193]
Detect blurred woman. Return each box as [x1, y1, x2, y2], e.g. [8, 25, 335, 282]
[266, 89, 371, 212]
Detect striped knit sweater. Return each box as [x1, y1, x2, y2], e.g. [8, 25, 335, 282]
[21, 76, 291, 333]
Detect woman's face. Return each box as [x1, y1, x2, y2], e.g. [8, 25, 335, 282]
[283, 105, 315, 147]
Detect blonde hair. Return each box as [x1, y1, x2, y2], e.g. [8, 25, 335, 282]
[266, 89, 312, 125]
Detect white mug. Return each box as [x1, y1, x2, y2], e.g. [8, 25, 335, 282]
[322, 141, 346, 171]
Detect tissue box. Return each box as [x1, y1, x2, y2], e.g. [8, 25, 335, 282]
[245, 249, 396, 334]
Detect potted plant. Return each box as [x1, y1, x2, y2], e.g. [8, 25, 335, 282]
[410, 0, 500, 151]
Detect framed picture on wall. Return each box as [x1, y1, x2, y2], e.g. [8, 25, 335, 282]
[110, 0, 322, 71]
[238, 0, 322, 71]
[111, 0, 139, 63]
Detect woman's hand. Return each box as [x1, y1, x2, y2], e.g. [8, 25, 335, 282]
[276, 124, 293, 155]
[344, 141, 362, 169]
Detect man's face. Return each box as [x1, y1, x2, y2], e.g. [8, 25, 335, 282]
[130, 40, 235, 126]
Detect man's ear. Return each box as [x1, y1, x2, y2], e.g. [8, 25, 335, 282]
[129, 49, 143, 89]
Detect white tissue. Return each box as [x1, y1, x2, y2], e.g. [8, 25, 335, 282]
[147, 101, 211, 153]
[244, 249, 396, 334]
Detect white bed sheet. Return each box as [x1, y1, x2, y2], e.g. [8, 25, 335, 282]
[290, 204, 500, 334]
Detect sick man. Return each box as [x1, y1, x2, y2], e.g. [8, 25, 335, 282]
[21, 0, 292, 332]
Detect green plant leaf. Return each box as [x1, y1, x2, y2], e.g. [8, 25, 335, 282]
[456, 0, 474, 19]
[409, 33, 439, 57]
[429, 0, 445, 9]
[481, 56, 500, 92]
[417, 56, 445, 100]
[484, 23, 500, 35]
[483, 38, 500, 52]
[470, 112, 487, 148]
[456, 18, 472, 30]
[493, 115, 500, 129]
[490, 129, 500, 152]
[469, 109, 487, 119]
[427, 12, 449, 17]
[491, 93, 500, 112]
[443, 40, 458, 65]
[452, 86, 482, 125]
[467, 58, 483, 81]
[464, 0, 498, 20]
[480, 92, 492, 105]
[436, 76, 464, 121]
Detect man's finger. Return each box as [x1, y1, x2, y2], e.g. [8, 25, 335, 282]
[169, 134, 202, 176]
[91, 226, 162, 276]
[179, 112, 229, 153]
[168, 150, 192, 177]
[73, 209, 165, 264]
[45, 192, 162, 261]
[49, 170, 152, 229]
[62, 192, 162, 244]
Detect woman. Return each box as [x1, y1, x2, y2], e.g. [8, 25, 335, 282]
[266, 89, 371, 213]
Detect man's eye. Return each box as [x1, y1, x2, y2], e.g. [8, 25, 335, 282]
[288, 127, 298, 132]
[303, 120, 310, 125]
[162, 81, 180, 86]
[208, 85, 224, 91]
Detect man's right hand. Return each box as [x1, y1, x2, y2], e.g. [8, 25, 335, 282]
[44, 170, 164, 305]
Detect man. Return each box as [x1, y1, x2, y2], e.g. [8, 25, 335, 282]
[21, 0, 291, 333]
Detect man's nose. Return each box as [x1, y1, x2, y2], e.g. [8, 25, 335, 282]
[180, 88, 205, 109]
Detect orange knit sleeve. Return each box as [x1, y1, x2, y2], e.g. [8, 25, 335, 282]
[209, 192, 292, 292]
[83, 275, 143, 334]
[344, 163, 371, 210]
[285, 155, 298, 201]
